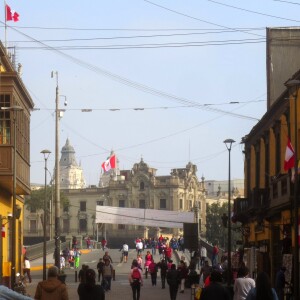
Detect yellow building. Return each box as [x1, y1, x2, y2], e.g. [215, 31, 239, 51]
[234, 71, 300, 284]
[0, 43, 34, 286]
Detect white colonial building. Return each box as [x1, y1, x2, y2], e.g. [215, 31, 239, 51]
[24, 140, 207, 246]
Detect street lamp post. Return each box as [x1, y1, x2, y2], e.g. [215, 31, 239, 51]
[285, 79, 300, 300]
[51, 71, 61, 269]
[224, 138, 235, 287]
[41, 150, 51, 281]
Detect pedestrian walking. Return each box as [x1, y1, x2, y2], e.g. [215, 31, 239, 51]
[74, 248, 81, 269]
[212, 243, 219, 266]
[102, 259, 114, 291]
[275, 266, 287, 300]
[129, 260, 143, 300]
[78, 268, 105, 300]
[246, 272, 279, 300]
[78, 264, 89, 283]
[34, 266, 69, 300]
[200, 270, 230, 300]
[200, 245, 207, 267]
[157, 259, 168, 289]
[23, 256, 32, 283]
[178, 260, 188, 293]
[233, 266, 255, 300]
[97, 258, 105, 282]
[149, 260, 158, 286]
[121, 242, 129, 263]
[103, 251, 113, 264]
[167, 264, 180, 300]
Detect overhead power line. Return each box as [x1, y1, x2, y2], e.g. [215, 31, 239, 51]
[2, 20, 260, 121]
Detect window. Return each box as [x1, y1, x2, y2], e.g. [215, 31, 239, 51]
[30, 206, 36, 213]
[140, 181, 145, 190]
[79, 219, 87, 232]
[97, 201, 104, 206]
[29, 220, 37, 233]
[0, 94, 11, 144]
[179, 199, 183, 209]
[160, 199, 166, 209]
[118, 224, 125, 230]
[62, 219, 70, 233]
[80, 201, 86, 212]
[63, 206, 69, 213]
[139, 199, 145, 208]
[189, 200, 192, 210]
[119, 200, 125, 207]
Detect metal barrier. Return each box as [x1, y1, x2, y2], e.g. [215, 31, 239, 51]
[25, 240, 69, 260]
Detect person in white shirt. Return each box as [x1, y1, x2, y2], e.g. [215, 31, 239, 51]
[23, 256, 32, 283]
[234, 266, 255, 300]
[122, 243, 129, 263]
[136, 241, 143, 255]
[200, 246, 207, 267]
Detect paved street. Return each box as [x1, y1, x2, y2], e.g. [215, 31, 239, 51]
[26, 248, 193, 300]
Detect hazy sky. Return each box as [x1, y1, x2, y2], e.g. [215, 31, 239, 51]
[3, 1, 298, 185]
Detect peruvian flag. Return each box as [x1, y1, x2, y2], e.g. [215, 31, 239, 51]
[6, 4, 19, 22]
[284, 138, 295, 171]
[101, 154, 116, 172]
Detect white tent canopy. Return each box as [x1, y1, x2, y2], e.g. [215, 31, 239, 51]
[96, 205, 194, 228]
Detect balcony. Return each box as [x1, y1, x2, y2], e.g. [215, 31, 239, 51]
[0, 145, 30, 195]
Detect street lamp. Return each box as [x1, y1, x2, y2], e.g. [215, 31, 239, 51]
[51, 71, 61, 269]
[1, 105, 23, 289]
[224, 138, 235, 287]
[285, 79, 300, 300]
[41, 149, 51, 280]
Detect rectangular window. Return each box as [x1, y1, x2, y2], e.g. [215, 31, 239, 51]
[179, 199, 183, 209]
[80, 201, 86, 212]
[79, 219, 87, 232]
[97, 201, 104, 206]
[30, 206, 36, 213]
[63, 206, 69, 213]
[62, 219, 70, 233]
[119, 200, 125, 207]
[118, 224, 125, 230]
[139, 199, 145, 208]
[29, 220, 37, 233]
[160, 199, 166, 209]
[0, 94, 11, 144]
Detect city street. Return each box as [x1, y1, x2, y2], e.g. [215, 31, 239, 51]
[26, 248, 193, 300]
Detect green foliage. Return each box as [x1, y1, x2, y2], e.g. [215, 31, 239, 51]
[25, 186, 69, 212]
[205, 202, 241, 250]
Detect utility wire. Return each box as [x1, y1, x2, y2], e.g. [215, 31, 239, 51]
[10, 29, 265, 43]
[2, 20, 260, 121]
[16, 38, 266, 50]
[208, 0, 300, 22]
[144, 0, 264, 37]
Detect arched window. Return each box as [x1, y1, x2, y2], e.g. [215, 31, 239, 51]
[140, 181, 145, 190]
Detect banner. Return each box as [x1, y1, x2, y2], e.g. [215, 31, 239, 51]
[95, 206, 194, 228]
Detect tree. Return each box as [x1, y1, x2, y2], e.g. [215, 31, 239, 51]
[206, 202, 241, 250]
[25, 186, 69, 215]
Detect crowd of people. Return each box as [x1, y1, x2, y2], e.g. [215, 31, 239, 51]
[8, 235, 287, 300]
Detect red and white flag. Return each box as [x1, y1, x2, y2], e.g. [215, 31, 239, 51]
[6, 4, 19, 22]
[284, 138, 295, 171]
[101, 154, 116, 172]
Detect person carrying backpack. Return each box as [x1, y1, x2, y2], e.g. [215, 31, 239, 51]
[129, 260, 143, 300]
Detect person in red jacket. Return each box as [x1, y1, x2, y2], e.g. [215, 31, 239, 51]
[165, 244, 172, 262]
[177, 260, 188, 294]
[149, 260, 158, 286]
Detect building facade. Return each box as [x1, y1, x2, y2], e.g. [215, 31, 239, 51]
[233, 70, 300, 284]
[25, 140, 206, 246]
[0, 43, 34, 284]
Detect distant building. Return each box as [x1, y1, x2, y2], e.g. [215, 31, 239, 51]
[25, 143, 206, 246]
[59, 138, 86, 189]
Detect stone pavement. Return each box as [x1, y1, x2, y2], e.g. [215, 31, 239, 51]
[25, 248, 194, 300]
